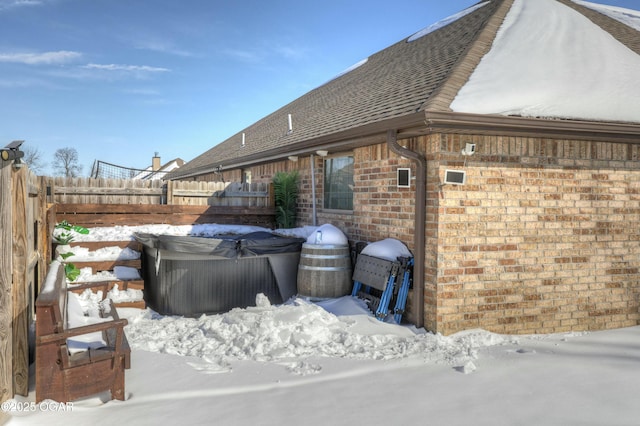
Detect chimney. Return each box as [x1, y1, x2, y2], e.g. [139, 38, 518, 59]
[152, 152, 161, 171]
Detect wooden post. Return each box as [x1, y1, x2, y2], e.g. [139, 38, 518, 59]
[0, 160, 13, 403]
[12, 166, 28, 396]
[45, 176, 54, 205]
[268, 181, 275, 208]
[166, 180, 174, 205]
[38, 176, 49, 293]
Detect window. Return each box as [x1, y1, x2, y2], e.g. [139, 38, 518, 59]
[323, 155, 354, 211]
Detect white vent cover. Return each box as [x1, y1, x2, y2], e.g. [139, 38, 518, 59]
[444, 169, 466, 185]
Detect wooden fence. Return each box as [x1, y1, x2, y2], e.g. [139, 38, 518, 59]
[48, 178, 272, 206]
[54, 204, 276, 229]
[0, 157, 11, 404]
[1, 164, 47, 403]
[1, 174, 274, 404]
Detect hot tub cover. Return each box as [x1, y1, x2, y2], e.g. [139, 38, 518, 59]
[134, 231, 306, 316]
[134, 231, 305, 258]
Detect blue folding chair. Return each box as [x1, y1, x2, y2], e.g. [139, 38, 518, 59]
[351, 254, 413, 322]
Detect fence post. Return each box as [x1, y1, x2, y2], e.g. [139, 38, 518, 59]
[37, 176, 49, 294]
[165, 181, 173, 205]
[45, 176, 54, 205]
[0, 160, 13, 403]
[11, 167, 28, 396]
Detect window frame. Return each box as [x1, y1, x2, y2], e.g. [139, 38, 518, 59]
[322, 153, 354, 213]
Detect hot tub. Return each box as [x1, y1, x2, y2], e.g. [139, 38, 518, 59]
[135, 231, 305, 316]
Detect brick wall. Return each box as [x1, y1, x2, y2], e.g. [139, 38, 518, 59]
[251, 149, 416, 246]
[219, 132, 639, 336]
[432, 133, 640, 335]
[352, 145, 416, 244]
[249, 147, 421, 322]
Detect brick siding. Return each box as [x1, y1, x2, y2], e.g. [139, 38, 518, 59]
[431, 134, 640, 335]
[236, 132, 640, 335]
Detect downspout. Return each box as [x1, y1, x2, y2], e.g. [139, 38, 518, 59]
[310, 154, 317, 226]
[387, 129, 425, 328]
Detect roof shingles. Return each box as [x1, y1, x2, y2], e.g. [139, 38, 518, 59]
[171, 0, 640, 179]
[172, 0, 503, 179]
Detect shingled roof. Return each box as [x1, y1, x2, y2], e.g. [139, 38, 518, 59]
[170, 0, 640, 180]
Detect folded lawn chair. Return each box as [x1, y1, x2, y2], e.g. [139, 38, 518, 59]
[351, 254, 413, 323]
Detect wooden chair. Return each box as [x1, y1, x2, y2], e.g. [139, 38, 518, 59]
[35, 261, 130, 403]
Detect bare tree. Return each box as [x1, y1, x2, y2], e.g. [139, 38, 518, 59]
[23, 145, 46, 175]
[53, 147, 83, 177]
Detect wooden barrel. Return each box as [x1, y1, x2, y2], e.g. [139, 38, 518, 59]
[297, 243, 352, 298]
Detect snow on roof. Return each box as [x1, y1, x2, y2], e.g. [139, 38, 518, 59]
[133, 159, 183, 180]
[322, 57, 369, 85]
[407, 1, 491, 42]
[573, 0, 640, 31]
[450, 0, 640, 124]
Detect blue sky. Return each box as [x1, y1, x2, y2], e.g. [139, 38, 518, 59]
[1, 0, 637, 175]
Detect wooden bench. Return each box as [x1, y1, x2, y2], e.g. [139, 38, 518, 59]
[35, 260, 131, 403]
[68, 280, 146, 309]
[59, 239, 146, 309]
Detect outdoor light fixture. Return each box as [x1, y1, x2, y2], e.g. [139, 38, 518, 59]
[0, 149, 16, 161]
[12, 157, 24, 170]
[316, 150, 328, 157]
[1, 140, 25, 163]
[288, 156, 298, 162]
[461, 142, 476, 156]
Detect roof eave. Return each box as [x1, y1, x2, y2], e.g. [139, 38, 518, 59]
[169, 112, 640, 180]
[167, 112, 428, 180]
[425, 111, 640, 143]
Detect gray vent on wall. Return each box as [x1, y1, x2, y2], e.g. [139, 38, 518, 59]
[444, 170, 466, 185]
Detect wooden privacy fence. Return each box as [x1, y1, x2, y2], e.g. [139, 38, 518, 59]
[1, 173, 276, 404]
[54, 203, 276, 229]
[48, 177, 273, 206]
[1, 164, 47, 403]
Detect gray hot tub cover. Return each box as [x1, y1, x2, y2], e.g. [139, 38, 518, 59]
[133, 231, 305, 259]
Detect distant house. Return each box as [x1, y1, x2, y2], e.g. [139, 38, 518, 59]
[168, 0, 640, 335]
[133, 155, 185, 180]
[91, 154, 184, 180]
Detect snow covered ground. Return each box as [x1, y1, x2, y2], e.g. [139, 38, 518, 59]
[2, 223, 640, 425]
[5, 0, 640, 422]
[4, 304, 640, 425]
